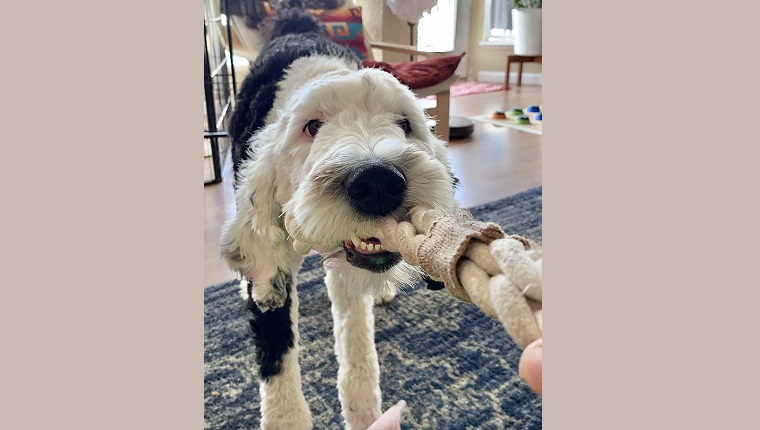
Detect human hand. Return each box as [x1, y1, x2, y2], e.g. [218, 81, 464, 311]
[367, 400, 406, 430]
[519, 338, 542, 396]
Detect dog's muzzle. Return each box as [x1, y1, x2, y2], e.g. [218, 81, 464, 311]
[340, 161, 405, 272]
[345, 161, 406, 217]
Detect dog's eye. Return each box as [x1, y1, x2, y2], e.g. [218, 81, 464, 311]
[304, 119, 323, 137]
[397, 118, 412, 135]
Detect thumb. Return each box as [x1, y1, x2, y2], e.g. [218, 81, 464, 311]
[519, 338, 542, 396]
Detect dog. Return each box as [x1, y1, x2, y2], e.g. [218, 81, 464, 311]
[221, 10, 459, 430]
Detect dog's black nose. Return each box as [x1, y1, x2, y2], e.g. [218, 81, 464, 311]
[345, 162, 406, 217]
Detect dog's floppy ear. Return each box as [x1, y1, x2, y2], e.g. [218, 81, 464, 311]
[428, 135, 459, 193]
[220, 134, 292, 310]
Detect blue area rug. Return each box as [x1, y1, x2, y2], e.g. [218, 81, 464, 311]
[205, 187, 542, 429]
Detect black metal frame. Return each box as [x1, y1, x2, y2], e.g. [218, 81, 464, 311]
[204, 0, 238, 185]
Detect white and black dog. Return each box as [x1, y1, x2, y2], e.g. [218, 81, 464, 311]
[221, 9, 459, 430]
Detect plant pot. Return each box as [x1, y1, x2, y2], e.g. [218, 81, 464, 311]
[512, 8, 542, 56]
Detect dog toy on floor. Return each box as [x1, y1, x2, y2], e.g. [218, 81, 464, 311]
[287, 206, 542, 349]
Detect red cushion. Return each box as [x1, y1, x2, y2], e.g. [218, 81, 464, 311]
[361, 53, 465, 90]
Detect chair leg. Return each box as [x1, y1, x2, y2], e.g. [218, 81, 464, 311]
[433, 90, 450, 142]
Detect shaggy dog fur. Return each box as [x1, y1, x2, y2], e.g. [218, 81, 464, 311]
[221, 10, 458, 430]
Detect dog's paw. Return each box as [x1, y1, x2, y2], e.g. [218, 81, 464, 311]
[252, 287, 286, 312]
[374, 289, 397, 306]
[250, 270, 290, 312]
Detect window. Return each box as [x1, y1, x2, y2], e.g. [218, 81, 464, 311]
[417, 0, 458, 53]
[482, 0, 513, 46]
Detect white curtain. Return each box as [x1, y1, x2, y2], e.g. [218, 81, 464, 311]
[491, 0, 512, 31]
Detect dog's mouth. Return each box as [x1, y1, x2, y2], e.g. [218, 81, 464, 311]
[342, 237, 401, 273]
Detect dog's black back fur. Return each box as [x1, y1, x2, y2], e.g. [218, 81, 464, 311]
[228, 11, 359, 182]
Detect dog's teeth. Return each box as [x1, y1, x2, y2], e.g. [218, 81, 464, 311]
[352, 234, 361, 248]
[369, 243, 377, 251]
[376, 243, 382, 251]
[360, 241, 368, 250]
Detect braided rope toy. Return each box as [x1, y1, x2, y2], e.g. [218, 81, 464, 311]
[287, 207, 542, 349]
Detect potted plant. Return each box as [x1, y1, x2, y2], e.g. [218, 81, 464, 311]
[512, 0, 542, 56]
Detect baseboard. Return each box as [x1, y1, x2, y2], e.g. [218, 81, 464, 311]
[477, 70, 542, 86]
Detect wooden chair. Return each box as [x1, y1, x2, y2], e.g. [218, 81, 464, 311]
[362, 40, 458, 141]
[311, 5, 459, 142]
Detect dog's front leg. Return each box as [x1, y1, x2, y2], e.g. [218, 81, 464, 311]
[220, 154, 313, 428]
[326, 269, 383, 430]
[244, 268, 313, 430]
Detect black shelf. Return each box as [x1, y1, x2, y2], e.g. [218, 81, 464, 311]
[204, 0, 237, 185]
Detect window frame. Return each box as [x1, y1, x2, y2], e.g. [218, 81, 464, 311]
[481, 0, 514, 47]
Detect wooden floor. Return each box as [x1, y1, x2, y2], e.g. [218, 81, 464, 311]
[204, 84, 543, 287]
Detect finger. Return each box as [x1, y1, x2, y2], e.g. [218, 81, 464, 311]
[518, 338, 542, 396]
